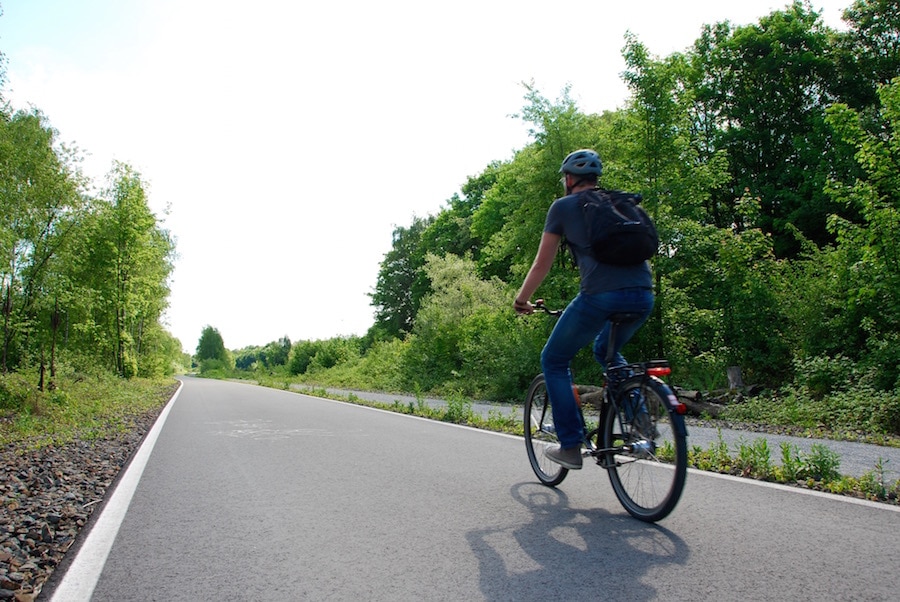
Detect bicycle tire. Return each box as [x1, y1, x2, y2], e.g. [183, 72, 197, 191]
[601, 377, 687, 522]
[524, 374, 568, 486]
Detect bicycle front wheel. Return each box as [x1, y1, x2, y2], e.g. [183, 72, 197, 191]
[524, 374, 567, 487]
[602, 378, 687, 522]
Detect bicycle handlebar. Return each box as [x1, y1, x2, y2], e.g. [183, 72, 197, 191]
[533, 299, 563, 317]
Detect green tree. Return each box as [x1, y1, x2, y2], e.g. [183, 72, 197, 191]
[233, 345, 262, 370]
[472, 85, 600, 282]
[418, 165, 501, 264]
[619, 35, 732, 360]
[288, 340, 317, 375]
[689, 2, 847, 255]
[369, 216, 433, 338]
[833, 0, 900, 110]
[196, 326, 228, 363]
[0, 3, 6, 93]
[824, 78, 900, 388]
[261, 335, 291, 367]
[0, 108, 84, 375]
[68, 163, 174, 377]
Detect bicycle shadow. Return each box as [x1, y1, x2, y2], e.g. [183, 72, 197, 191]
[465, 482, 690, 601]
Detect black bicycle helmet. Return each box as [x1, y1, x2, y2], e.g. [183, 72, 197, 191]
[559, 149, 602, 176]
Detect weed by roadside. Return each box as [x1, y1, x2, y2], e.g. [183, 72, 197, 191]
[0, 371, 178, 448]
[688, 429, 899, 504]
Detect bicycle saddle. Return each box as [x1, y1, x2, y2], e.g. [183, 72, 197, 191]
[608, 312, 644, 324]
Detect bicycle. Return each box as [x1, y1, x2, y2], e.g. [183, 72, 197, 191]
[524, 300, 689, 522]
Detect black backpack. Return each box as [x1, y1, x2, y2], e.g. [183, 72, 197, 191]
[579, 189, 658, 265]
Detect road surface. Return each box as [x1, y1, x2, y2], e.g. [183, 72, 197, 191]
[47, 377, 900, 601]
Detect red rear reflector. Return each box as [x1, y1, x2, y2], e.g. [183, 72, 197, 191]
[675, 403, 687, 415]
[647, 367, 671, 377]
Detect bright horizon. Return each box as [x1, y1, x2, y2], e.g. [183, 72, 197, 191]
[1, 0, 851, 352]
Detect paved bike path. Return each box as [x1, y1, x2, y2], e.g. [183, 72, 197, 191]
[294, 385, 900, 481]
[47, 378, 900, 600]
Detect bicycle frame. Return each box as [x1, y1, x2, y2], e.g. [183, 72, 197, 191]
[524, 300, 689, 521]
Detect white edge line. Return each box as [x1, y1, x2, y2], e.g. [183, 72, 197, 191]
[49, 381, 183, 602]
[688, 467, 900, 512]
[300, 389, 900, 514]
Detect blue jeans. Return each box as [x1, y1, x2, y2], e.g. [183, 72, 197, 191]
[540, 288, 654, 448]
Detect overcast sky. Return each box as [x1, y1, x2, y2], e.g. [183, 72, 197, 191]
[1, 0, 851, 352]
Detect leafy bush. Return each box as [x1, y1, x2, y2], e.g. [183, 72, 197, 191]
[288, 338, 360, 375]
[294, 340, 403, 393]
[863, 332, 900, 391]
[0, 372, 34, 412]
[792, 354, 858, 399]
[309, 338, 360, 372]
[401, 254, 511, 394]
[199, 358, 230, 375]
[805, 444, 842, 482]
[288, 340, 318, 375]
[819, 387, 900, 435]
[457, 307, 546, 401]
[721, 381, 900, 436]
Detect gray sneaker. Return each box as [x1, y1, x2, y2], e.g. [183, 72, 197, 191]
[545, 445, 583, 469]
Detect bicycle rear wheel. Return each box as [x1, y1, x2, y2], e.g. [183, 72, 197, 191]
[524, 374, 567, 486]
[602, 378, 687, 522]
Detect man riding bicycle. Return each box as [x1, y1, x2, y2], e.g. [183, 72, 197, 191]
[514, 149, 654, 469]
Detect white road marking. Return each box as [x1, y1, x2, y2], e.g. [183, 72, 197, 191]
[49, 382, 183, 602]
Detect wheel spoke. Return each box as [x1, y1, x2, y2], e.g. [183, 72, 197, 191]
[524, 375, 567, 487]
[603, 380, 687, 522]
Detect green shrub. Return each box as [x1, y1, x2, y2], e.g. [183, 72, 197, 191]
[443, 390, 474, 423]
[735, 437, 773, 479]
[199, 358, 230, 375]
[864, 333, 900, 391]
[857, 458, 890, 500]
[805, 443, 842, 483]
[779, 442, 803, 482]
[457, 307, 546, 401]
[792, 354, 857, 400]
[720, 383, 900, 437]
[309, 338, 360, 372]
[288, 340, 317, 375]
[360, 339, 408, 391]
[0, 372, 34, 412]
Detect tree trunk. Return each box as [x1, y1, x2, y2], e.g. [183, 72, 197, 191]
[675, 388, 726, 417]
[727, 366, 744, 390]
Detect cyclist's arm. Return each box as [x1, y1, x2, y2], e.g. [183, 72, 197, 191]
[515, 232, 561, 314]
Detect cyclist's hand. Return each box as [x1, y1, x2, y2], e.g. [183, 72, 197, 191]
[514, 298, 534, 315]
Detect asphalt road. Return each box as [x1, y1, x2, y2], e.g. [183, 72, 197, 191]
[48, 377, 900, 601]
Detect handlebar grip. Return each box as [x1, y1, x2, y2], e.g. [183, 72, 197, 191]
[532, 299, 562, 316]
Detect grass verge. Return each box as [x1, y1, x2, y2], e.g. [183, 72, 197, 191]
[0, 370, 178, 448]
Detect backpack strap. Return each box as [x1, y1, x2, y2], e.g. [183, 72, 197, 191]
[561, 189, 602, 268]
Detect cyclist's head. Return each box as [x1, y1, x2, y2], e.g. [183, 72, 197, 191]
[560, 149, 602, 177]
[560, 149, 601, 194]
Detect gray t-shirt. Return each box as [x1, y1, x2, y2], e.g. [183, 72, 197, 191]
[544, 190, 653, 294]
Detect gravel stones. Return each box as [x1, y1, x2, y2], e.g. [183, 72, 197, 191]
[0, 407, 164, 600]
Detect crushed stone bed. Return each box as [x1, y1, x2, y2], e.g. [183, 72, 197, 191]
[0, 407, 164, 601]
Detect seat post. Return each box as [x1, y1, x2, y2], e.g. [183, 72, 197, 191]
[605, 320, 619, 367]
[605, 312, 644, 367]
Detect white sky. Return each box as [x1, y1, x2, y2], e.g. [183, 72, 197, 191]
[1, 0, 851, 352]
